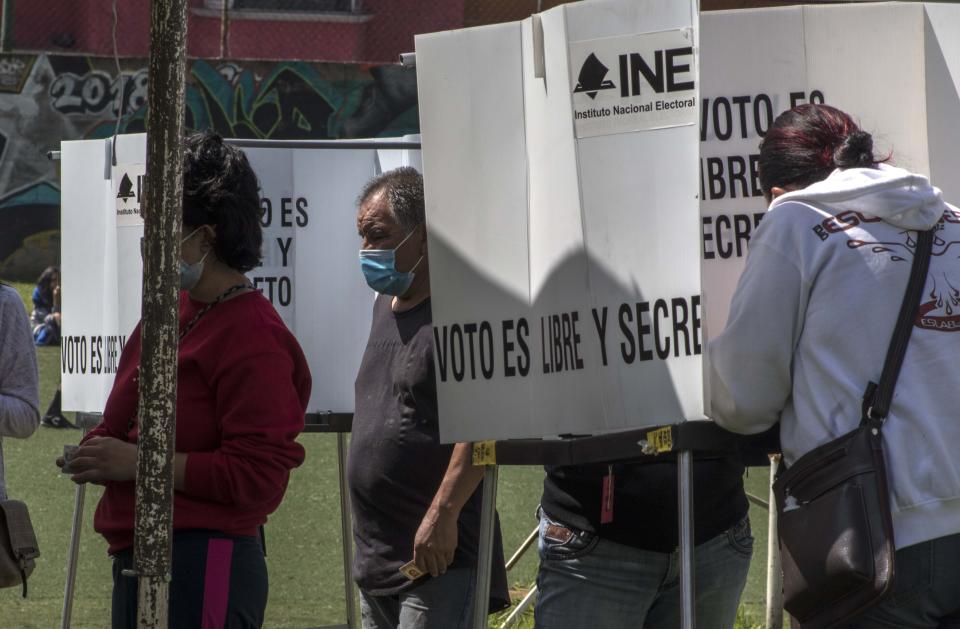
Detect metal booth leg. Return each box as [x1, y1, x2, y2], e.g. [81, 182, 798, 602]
[337, 432, 358, 629]
[678, 450, 696, 629]
[61, 412, 100, 629]
[766, 455, 783, 629]
[472, 464, 499, 629]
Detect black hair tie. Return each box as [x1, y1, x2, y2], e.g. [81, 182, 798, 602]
[834, 131, 875, 168]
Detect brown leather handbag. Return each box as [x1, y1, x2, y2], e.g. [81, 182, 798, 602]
[773, 228, 934, 629]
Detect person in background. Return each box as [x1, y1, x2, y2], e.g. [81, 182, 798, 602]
[349, 167, 509, 629]
[39, 384, 77, 429]
[0, 282, 41, 500]
[709, 104, 960, 625]
[31, 266, 60, 346]
[32, 266, 77, 429]
[57, 131, 312, 629]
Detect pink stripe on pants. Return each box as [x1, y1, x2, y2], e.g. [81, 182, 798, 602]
[202, 538, 234, 629]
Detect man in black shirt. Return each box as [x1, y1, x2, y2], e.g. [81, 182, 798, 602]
[349, 167, 509, 629]
[535, 457, 752, 628]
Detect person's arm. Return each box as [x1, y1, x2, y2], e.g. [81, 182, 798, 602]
[707, 239, 807, 434]
[67, 335, 307, 496]
[65, 437, 186, 486]
[0, 288, 40, 439]
[413, 442, 485, 577]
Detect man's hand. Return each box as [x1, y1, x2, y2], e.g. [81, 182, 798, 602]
[57, 436, 138, 485]
[413, 505, 459, 577]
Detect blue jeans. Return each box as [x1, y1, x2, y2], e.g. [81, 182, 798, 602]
[534, 512, 752, 629]
[846, 533, 960, 628]
[359, 568, 476, 629]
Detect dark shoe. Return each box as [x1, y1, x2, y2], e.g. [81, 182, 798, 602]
[41, 414, 79, 429]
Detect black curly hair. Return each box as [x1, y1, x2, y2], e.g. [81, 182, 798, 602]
[182, 131, 262, 272]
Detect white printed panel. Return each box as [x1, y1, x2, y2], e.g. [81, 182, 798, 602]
[114, 163, 145, 227]
[61, 136, 145, 412]
[420, 0, 702, 442]
[698, 2, 958, 416]
[698, 6, 808, 344]
[922, 3, 960, 204]
[804, 3, 927, 176]
[62, 135, 390, 414]
[417, 22, 538, 441]
[570, 29, 697, 139]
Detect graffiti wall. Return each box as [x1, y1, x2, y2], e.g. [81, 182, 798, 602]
[0, 53, 419, 281]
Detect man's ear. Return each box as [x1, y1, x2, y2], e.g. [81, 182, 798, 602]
[770, 186, 789, 200]
[201, 225, 217, 252]
[418, 224, 428, 256]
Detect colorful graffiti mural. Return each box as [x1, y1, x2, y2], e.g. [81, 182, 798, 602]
[0, 53, 419, 280]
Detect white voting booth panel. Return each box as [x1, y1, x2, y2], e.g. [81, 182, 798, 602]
[60, 134, 419, 414]
[419, 1, 960, 443]
[417, 0, 703, 443]
[698, 2, 960, 415]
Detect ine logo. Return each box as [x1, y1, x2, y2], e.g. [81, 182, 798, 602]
[573, 53, 616, 100]
[116, 173, 136, 202]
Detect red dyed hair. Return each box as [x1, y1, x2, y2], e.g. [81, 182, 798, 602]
[758, 104, 883, 195]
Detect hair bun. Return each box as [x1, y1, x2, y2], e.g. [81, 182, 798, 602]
[833, 130, 875, 168]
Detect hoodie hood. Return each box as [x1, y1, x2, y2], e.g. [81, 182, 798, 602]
[769, 163, 946, 231]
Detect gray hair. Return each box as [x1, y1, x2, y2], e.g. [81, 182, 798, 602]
[357, 166, 425, 232]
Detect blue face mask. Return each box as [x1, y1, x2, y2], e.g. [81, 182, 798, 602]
[359, 228, 423, 296]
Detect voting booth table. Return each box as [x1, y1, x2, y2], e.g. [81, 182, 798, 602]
[55, 0, 960, 627]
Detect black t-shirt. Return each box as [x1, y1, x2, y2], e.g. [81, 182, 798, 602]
[348, 295, 509, 609]
[541, 456, 748, 553]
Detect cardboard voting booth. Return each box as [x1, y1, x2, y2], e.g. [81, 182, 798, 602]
[59, 134, 420, 414]
[417, 0, 960, 443]
[698, 1, 960, 414]
[417, 0, 704, 443]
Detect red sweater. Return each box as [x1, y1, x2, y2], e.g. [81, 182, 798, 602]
[87, 290, 311, 554]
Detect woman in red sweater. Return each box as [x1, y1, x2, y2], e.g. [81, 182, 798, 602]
[58, 132, 311, 628]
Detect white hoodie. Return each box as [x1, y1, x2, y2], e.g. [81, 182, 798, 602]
[708, 164, 960, 550]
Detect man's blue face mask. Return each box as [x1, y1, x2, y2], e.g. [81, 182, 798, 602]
[359, 228, 423, 296]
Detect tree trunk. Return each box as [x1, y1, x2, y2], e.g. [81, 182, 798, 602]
[135, 0, 188, 627]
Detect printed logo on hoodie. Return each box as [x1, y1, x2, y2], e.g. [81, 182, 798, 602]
[813, 207, 960, 332]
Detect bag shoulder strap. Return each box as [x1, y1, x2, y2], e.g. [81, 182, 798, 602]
[863, 228, 935, 425]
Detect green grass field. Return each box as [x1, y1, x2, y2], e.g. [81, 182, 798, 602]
[1, 280, 769, 628]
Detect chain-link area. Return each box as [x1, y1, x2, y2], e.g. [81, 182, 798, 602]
[1, 1, 582, 63]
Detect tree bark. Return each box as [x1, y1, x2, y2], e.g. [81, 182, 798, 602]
[135, 0, 188, 627]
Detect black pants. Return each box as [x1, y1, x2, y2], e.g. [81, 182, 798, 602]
[111, 530, 268, 629]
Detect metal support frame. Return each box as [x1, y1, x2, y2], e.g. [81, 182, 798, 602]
[0, 0, 8, 52]
[678, 450, 696, 629]
[302, 413, 356, 629]
[472, 465, 499, 629]
[766, 455, 783, 629]
[336, 432, 357, 629]
[60, 412, 103, 629]
[500, 585, 537, 629]
[504, 526, 538, 572]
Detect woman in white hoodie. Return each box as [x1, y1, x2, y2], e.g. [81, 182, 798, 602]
[708, 104, 960, 626]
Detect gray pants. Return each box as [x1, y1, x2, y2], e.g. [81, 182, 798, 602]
[360, 568, 476, 629]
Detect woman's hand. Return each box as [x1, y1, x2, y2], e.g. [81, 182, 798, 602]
[63, 437, 138, 485]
